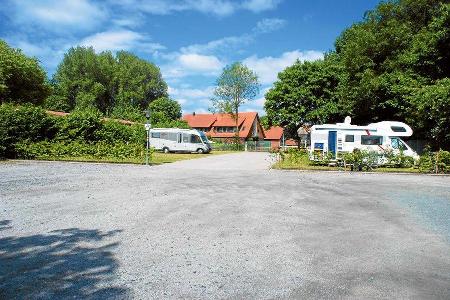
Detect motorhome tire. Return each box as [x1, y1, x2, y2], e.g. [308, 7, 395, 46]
[197, 148, 204, 154]
[163, 147, 170, 153]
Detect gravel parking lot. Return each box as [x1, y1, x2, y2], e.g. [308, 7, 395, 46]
[1, 152, 450, 299]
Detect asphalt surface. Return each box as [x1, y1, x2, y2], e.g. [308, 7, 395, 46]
[1, 152, 450, 299]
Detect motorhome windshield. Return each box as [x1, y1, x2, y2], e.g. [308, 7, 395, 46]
[199, 132, 209, 144]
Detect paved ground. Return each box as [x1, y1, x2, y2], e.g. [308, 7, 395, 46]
[1, 152, 450, 299]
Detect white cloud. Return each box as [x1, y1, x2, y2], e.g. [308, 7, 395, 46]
[79, 30, 165, 53]
[10, 0, 106, 30]
[180, 35, 253, 56]
[169, 86, 215, 99]
[110, 0, 281, 17]
[243, 50, 324, 85]
[242, 0, 282, 13]
[178, 54, 224, 71]
[254, 18, 286, 34]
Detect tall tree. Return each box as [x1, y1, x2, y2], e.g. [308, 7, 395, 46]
[265, 54, 343, 140]
[50, 47, 168, 119]
[211, 62, 260, 141]
[0, 40, 51, 105]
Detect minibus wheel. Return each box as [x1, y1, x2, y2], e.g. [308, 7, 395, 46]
[163, 147, 170, 153]
[197, 148, 204, 154]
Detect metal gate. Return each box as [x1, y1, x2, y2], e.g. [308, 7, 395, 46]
[245, 141, 271, 152]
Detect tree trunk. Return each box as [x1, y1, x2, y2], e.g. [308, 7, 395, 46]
[235, 106, 239, 145]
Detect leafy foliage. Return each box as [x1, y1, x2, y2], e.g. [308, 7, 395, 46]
[51, 47, 168, 118]
[0, 103, 56, 158]
[265, 54, 343, 139]
[265, 0, 450, 149]
[0, 40, 51, 105]
[211, 62, 260, 138]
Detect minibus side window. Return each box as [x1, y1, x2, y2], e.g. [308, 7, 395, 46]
[151, 132, 160, 138]
[182, 133, 190, 143]
[191, 135, 202, 144]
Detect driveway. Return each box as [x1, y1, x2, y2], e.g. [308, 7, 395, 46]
[1, 152, 450, 299]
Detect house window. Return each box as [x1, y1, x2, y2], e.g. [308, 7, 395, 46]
[361, 135, 383, 145]
[345, 135, 354, 142]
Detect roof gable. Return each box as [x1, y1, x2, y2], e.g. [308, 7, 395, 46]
[264, 126, 283, 140]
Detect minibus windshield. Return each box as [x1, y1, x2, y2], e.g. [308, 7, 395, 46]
[199, 132, 209, 144]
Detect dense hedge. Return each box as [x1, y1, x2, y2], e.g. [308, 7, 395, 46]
[0, 104, 146, 159]
[15, 141, 145, 161]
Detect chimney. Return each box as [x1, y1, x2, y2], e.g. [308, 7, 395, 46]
[193, 111, 196, 116]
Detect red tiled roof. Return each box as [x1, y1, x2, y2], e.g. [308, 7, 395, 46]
[183, 112, 263, 139]
[182, 114, 217, 128]
[47, 110, 70, 117]
[46, 110, 137, 125]
[264, 126, 283, 140]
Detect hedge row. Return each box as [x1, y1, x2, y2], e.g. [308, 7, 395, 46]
[0, 103, 146, 159]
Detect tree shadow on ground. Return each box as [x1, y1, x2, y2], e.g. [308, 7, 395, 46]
[0, 223, 129, 299]
[0, 220, 12, 231]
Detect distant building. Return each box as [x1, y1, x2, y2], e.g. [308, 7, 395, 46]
[263, 126, 298, 149]
[182, 112, 265, 142]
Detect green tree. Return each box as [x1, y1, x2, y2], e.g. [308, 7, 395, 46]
[264, 55, 343, 140]
[51, 47, 168, 117]
[211, 62, 260, 140]
[148, 97, 182, 123]
[407, 78, 450, 149]
[0, 40, 51, 105]
[334, 0, 449, 124]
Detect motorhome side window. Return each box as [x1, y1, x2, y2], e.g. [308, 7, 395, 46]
[182, 133, 190, 143]
[361, 135, 383, 145]
[345, 135, 354, 142]
[151, 132, 160, 138]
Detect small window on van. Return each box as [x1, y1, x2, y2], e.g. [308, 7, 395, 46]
[182, 133, 190, 143]
[345, 135, 354, 142]
[160, 132, 168, 140]
[191, 135, 202, 144]
[391, 126, 407, 132]
[361, 135, 383, 145]
[168, 132, 177, 141]
[151, 132, 160, 138]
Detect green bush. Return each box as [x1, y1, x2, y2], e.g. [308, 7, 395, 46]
[55, 108, 103, 142]
[342, 149, 379, 171]
[0, 103, 57, 158]
[419, 150, 450, 173]
[94, 121, 145, 144]
[384, 149, 415, 168]
[15, 141, 146, 161]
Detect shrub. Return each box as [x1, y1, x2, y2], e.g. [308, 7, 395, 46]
[15, 141, 146, 161]
[342, 149, 379, 171]
[0, 103, 56, 158]
[94, 121, 145, 144]
[419, 150, 450, 173]
[384, 149, 415, 168]
[55, 108, 102, 142]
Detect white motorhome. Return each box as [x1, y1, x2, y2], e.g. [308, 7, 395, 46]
[149, 128, 211, 154]
[309, 116, 419, 161]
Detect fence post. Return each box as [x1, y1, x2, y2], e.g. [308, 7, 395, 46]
[245, 141, 247, 152]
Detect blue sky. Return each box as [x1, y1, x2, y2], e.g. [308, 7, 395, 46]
[1, 0, 380, 114]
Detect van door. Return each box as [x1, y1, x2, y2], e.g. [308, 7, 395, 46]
[328, 131, 337, 157]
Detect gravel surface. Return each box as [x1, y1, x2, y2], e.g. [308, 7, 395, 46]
[1, 152, 450, 299]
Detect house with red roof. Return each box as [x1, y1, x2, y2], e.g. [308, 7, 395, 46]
[263, 126, 298, 149]
[182, 112, 265, 142]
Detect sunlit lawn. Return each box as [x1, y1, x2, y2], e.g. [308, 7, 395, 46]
[19, 151, 240, 165]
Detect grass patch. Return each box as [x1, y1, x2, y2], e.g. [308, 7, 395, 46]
[17, 150, 238, 165]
